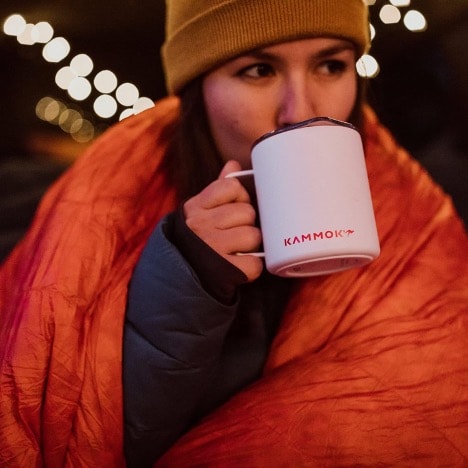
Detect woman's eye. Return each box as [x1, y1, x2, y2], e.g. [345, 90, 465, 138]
[238, 63, 274, 79]
[320, 59, 347, 75]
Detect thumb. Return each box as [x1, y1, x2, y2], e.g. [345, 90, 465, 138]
[218, 160, 243, 180]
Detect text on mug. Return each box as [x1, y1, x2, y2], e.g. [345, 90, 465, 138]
[284, 229, 355, 246]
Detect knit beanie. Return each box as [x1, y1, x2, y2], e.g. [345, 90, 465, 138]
[162, 0, 370, 95]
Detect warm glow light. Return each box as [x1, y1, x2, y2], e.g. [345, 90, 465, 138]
[119, 109, 134, 121]
[3, 14, 26, 36]
[94, 70, 118, 93]
[94, 95, 118, 118]
[36, 96, 95, 142]
[17, 23, 35, 45]
[36, 97, 66, 123]
[116, 82, 139, 106]
[70, 54, 94, 77]
[71, 119, 95, 143]
[356, 54, 380, 78]
[379, 5, 401, 24]
[133, 97, 155, 114]
[390, 0, 411, 6]
[55, 66, 77, 90]
[31, 21, 54, 43]
[69, 117, 84, 134]
[365, 0, 376, 5]
[67, 76, 92, 101]
[6, 15, 157, 134]
[59, 109, 82, 133]
[404, 10, 427, 32]
[370, 23, 376, 40]
[42, 37, 71, 62]
[36, 97, 56, 121]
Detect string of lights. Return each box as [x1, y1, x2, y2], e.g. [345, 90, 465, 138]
[2, 1, 427, 144]
[357, 0, 428, 79]
[3, 13, 156, 143]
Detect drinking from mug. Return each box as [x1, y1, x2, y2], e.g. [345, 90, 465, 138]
[227, 117, 380, 277]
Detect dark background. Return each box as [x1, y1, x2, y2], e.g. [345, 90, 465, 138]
[0, 0, 467, 260]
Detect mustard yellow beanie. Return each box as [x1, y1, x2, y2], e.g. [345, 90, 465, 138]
[162, 0, 370, 94]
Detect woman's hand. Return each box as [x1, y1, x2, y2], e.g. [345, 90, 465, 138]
[183, 160, 263, 282]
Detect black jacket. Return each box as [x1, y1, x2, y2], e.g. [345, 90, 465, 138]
[123, 212, 291, 466]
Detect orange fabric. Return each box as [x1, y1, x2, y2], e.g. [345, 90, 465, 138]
[0, 98, 179, 466]
[157, 110, 468, 466]
[0, 99, 467, 466]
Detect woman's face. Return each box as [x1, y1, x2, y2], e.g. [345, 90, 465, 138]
[203, 37, 358, 169]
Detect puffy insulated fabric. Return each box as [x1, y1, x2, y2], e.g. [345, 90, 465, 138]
[0, 98, 467, 466]
[0, 98, 179, 466]
[157, 108, 468, 467]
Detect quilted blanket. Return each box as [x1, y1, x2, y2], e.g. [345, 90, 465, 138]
[0, 98, 466, 466]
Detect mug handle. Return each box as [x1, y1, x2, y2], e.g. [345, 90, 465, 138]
[225, 169, 265, 258]
[224, 169, 254, 178]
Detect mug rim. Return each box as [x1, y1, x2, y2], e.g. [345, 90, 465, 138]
[252, 116, 358, 149]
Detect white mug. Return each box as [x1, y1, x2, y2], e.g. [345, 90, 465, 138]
[227, 117, 380, 277]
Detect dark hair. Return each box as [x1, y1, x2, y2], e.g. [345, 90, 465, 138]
[162, 78, 224, 201]
[163, 74, 367, 201]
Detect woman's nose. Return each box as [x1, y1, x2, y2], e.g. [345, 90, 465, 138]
[276, 79, 316, 128]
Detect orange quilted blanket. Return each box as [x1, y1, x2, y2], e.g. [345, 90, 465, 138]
[1, 98, 467, 466]
[158, 107, 468, 467]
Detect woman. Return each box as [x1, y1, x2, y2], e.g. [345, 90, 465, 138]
[1, 1, 467, 467]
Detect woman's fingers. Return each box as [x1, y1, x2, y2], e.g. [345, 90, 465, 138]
[182, 160, 263, 282]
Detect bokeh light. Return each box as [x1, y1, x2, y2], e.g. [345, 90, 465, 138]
[94, 94, 118, 118]
[35, 96, 96, 143]
[379, 4, 401, 24]
[3, 14, 26, 36]
[70, 54, 94, 77]
[55, 66, 77, 90]
[404, 10, 427, 32]
[16, 23, 34, 44]
[94, 70, 118, 93]
[58, 109, 82, 133]
[17, 23, 35, 45]
[133, 97, 155, 114]
[31, 22, 54, 43]
[71, 119, 95, 143]
[42, 37, 71, 62]
[116, 82, 139, 106]
[356, 54, 380, 78]
[390, 0, 411, 6]
[67, 76, 92, 101]
[119, 108, 135, 121]
[35, 97, 66, 124]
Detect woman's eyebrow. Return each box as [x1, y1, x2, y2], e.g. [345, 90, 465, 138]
[315, 44, 355, 58]
[242, 43, 355, 62]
